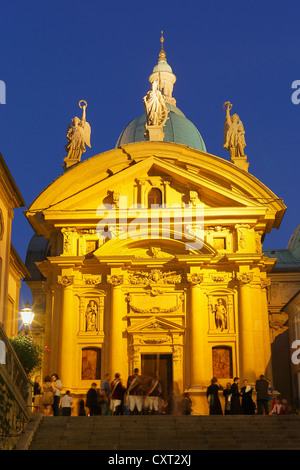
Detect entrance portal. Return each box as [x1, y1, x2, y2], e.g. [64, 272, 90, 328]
[141, 354, 173, 400]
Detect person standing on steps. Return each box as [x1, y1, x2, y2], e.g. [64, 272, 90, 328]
[41, 375, 55, 416]
[223, 382, 232, 415]
[86, 382, 100, 416]
[241, 379, 255, 414]
[127, 368, 144, 415]
[206, 377, 223, 415]
[100, 373, 111, 415]
[110, 373, 124, 415]
[230, 377, 241, 414]
[51, 374, 63, 416]
[61, 390, 73, 416]
[255, 374, 269, 415]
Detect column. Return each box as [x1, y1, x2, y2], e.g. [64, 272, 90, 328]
[187, 273, 205, 386]
[58, 275, 74, 389]
[260, 278, 272, 380]
[107, 274, 124, 378]
[237, 273, 264, 382]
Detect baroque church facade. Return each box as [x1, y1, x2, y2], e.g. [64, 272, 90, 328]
[24, 36, 299, 414]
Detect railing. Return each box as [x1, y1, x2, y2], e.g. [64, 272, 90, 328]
[0, 323, 32, 450]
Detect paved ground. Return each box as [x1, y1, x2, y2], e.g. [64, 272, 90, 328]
[20, 414, 300, 451]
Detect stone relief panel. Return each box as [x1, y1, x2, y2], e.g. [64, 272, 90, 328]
[61, 227, 77, 255]
[126, 291, 184, 315]
[128, 268, 183, 286]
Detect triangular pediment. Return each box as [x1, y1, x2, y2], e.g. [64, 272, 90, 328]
[127, 315, 185, 334]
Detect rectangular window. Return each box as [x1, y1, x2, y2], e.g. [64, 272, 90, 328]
[82, 347, 101, 380]
[213, 237, 226, 250]
[212, 346, 233, 378]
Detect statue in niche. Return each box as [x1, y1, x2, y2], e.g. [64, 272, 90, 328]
[85, 300, 98, 332]
[64, 100, 91, 164]
[211, 298, 228, 331]
[143, 80, 169, 127]
[223, 101, 246, 159]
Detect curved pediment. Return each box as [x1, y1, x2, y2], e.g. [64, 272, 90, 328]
[93, 233, 217, 259]
[26, 142, 286, 237]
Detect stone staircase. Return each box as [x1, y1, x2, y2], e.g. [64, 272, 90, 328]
[23, 414, 300, 450]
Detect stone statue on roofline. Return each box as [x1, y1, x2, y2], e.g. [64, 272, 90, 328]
[63, 100, 91, 170]
[223, 101, 249, 171]
[143, 80, 169, 141]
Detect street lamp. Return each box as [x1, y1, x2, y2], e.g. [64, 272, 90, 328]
[20, 302, 35, 335]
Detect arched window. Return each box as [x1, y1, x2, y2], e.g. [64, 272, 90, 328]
[147, 187, 162, 208]
[212, 346, 233, 378]
[81, 347, 101, 380]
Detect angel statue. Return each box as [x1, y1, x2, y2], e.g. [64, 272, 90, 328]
[64, 100, 91, 167]
[143, 80, 169, 127]
[223, 101, 246, 159]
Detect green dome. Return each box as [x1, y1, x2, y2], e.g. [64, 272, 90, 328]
[116, 103, 206, 152]
[152, 58, 173, 74]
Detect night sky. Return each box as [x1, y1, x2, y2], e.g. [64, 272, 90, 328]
[0, 1, 299, 306]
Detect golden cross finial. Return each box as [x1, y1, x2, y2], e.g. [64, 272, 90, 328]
[159, 30, 166, 61]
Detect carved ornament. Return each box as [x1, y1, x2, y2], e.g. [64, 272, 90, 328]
[107, 274, 124, 286]
[84, 275, 102, 285]
[139, 336, 172, 345]
[186, 273, 204, 285]
[130, 304, 178, 314]
[58, 275, 74, 287]
[236, 272, 253, 284]
[128, 269, 182, 285]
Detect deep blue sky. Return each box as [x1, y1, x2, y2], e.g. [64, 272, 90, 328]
[1, 1, 299, 306]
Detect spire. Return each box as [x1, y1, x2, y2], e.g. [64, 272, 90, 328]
[159, 30, 167, 62]
[149, 31, 177, 106]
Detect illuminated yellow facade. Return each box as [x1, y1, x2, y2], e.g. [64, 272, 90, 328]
[0, 152, 27, 336]
[24, 40, 289, 414]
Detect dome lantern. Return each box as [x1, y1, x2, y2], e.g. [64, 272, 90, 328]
[149, 31, 177, 106]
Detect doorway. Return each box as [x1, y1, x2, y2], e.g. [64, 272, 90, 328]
[141, 353, 173, 400]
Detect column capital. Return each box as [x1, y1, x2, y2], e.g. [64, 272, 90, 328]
[260, 277, 271, 289]
[187, 273, 204, 285]
[107, 274, 124, 286]
[236, 272, 253, 284]
[58, 275, 74, 287]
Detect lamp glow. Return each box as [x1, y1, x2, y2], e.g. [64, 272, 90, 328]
[20, 303, 34, 333]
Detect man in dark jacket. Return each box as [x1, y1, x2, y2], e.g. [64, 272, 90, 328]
[255, 374, 269, 415]
[86, 382, 100, 416]
[230, 377, 241, 414]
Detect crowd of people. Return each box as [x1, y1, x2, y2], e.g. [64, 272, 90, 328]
[33, 371, 291, 417]
[32, 369, 192, 417]
[32, 373, 73, 416]
[207, 375, 290, 415]
[84, 369, 192, 416]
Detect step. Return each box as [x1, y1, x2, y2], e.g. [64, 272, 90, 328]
[25, 415, 300, 451]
